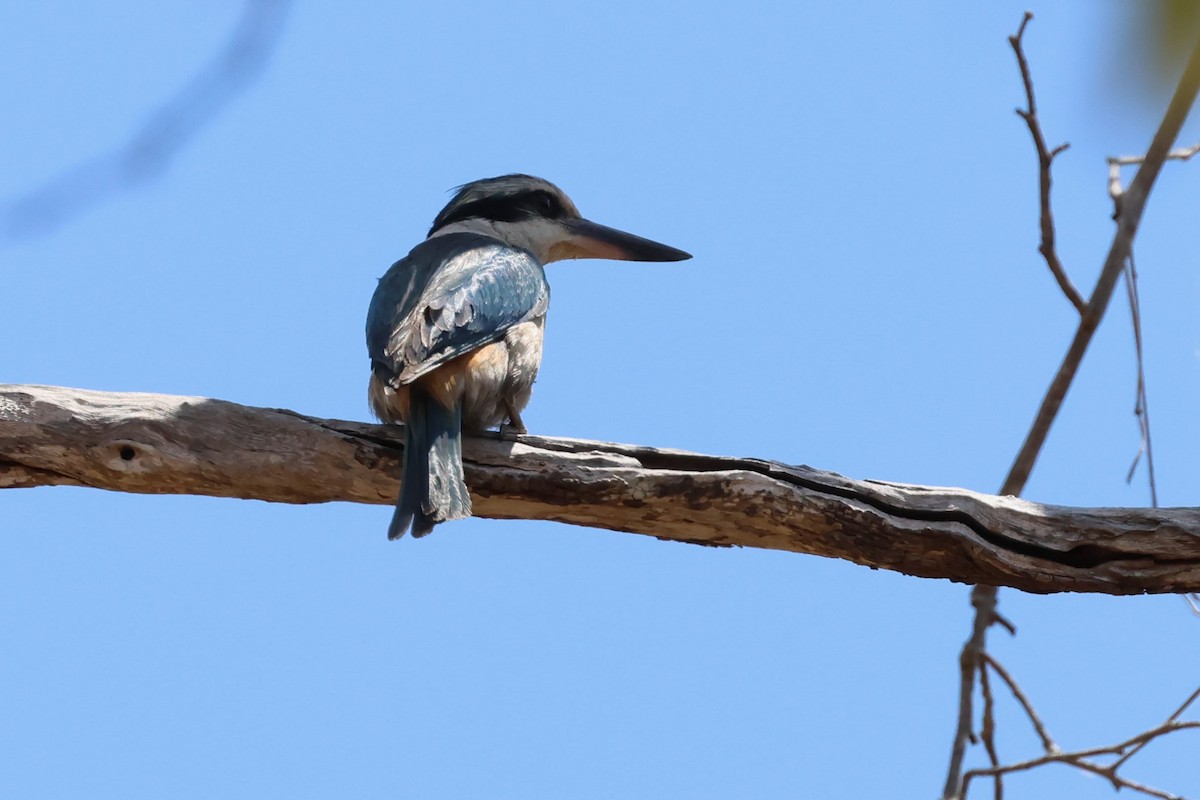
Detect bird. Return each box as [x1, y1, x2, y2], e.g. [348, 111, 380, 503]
[366, 174, 691, 539]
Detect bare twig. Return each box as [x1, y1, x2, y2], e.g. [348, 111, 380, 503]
[1110, 685, 1200, 772]
[943, 15, 1200, 800]
[0, 0, 292, 240]
[1001, 19, 1200, 513]
[965, 684, 1200, 799]
[1109, 144, 1200, 508]
[977, 662, 1003, 800]
[943, 585, 1002, 800]
[1108, 142, 1200, 212]
[1069, 768, 1187, 800]
[962, 719, 1200, 800]
[980, 653, 1057, 754]
[1123, 251, 1159, 506]
[1009, 11, 1084, 315]
[990, 611, 1017, 637]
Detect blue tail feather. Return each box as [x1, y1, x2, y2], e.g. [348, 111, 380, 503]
[388, 387, 471, 539]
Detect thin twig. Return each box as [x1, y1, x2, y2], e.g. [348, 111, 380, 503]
[1069, 763, 1187, 800]
[991, 611, 1017, 637]
[1109, 142, 1200, 212]
[943, 584, 1000, 799]
[1109, 144, 1200, 508]
[944, 15, 1077, 797]
[1001, 22, 1200, 501]
[977, 662, 1003, 800]
[1123, 250, 1159, 506]
[959, 682, 1200, 799]
[1108, 142, 1200, 168]
[980, 653, 1057, 754]
[1110, 685, 1200, 772]
[962, 720, 1200, 800]
[1009, 11, 1084, 315]
[944, 15, 1200, 800]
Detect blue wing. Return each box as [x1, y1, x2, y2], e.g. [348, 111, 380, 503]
[366, 232, 549, 386]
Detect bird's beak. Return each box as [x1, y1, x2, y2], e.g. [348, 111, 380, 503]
[549, 218, 692, 263]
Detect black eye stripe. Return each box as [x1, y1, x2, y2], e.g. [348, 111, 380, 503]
[524, 191, 562, 217]
[429, 190, 563, 235]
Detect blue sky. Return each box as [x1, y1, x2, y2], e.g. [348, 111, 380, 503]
[2, 2, 1199, 797]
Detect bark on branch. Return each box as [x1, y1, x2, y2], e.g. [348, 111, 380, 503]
[3, 384, 1200, 595]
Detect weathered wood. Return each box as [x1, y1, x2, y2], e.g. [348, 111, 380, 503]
[2, 383, 1199, 594]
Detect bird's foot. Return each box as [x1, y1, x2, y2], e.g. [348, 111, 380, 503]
[500, 401, 527, 440]
[498, 421, 527, 441]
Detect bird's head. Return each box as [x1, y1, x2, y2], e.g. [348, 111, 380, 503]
[427, 174, 691, 264]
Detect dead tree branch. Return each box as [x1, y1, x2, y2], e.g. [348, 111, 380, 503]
[3, 384, 1200, 595]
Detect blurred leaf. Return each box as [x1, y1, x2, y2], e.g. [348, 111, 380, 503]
[1135, 0, 1200, 88]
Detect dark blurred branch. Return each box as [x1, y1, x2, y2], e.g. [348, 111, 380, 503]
[1, 0, 291, 240]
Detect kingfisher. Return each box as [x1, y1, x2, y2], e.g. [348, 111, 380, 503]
[366, 174, 691, 539]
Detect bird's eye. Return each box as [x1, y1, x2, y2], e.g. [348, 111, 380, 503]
[534, 192, 557, 216]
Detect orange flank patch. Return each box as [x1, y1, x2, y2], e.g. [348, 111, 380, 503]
[464, 341, 508, 378]
[417, 342, 508, 409]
